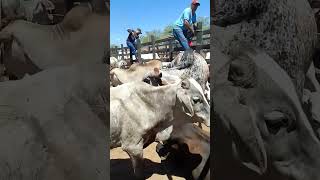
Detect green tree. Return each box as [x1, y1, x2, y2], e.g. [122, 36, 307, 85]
[111, 44, 118, 48]
[161, 24, 174, 38]
[197, 16, 210, 30]
[140, 29, 161, 43]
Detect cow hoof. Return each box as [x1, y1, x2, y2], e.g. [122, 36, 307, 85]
[156, 143, 170, 161]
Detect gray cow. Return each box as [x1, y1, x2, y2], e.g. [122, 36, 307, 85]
[213, 47, 320, 180]
[0, 62, 107, 180]
[110, 78, 210, 179]
[110, 50, 209, 91]
[212, 0, 317, 98]
[1, 0, 54, 26]
[0, 5, 107, 79]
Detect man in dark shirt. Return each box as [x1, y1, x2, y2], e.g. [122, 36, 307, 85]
[127, 28, 142, 64]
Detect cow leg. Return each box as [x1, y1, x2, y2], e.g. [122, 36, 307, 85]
[122, 141, 144, 179]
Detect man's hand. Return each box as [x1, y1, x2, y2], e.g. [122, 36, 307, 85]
[191, 28, 195, 36]
[193, 24, 198, 31]
[184, 19, 194, 34]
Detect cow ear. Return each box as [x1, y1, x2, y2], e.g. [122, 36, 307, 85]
[177, 89, 194, 116]
[34, 2, 44, 14]
[226, 104, 267, 175]
[228, 56, 257, 88]
[181, 80, 190, 89]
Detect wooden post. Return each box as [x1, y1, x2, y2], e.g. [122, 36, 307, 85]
[156, 44, 159, 59]
[169, 38, 173, 61]
[196, 22, 203, 53]
[121, 44, 124, 60]
[137, 39, 141, 61]
[126, 48, 129, 59]
[151, 35, 156, 60]
[115, 46, 118, 59]
[0, 0, 2, 28]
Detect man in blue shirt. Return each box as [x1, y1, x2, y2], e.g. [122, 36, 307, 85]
[173, 0, 200, 50]
[127, 28, 142, 64]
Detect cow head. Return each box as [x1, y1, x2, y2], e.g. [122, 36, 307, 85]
[142, 68, 163, 86]
[32, 0, 55, 25]
[214, 47, 320, 179]
[176, 78, 210, 127]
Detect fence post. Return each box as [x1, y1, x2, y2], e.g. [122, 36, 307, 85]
[196, 21, 203, 53]
[127, 48, 129, 59]
[137, 39, 141, 61]
[151, 35, 156, 60]
[169, 38, 173, 61]
[121, 44, 124, 60]
[115, 46, 118, 59]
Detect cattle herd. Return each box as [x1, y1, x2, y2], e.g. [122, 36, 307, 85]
[0, 1, 108, 180]
[110, 49, 211, 179]
[212, 0, 320, 180]
[1, 0, 320, 180]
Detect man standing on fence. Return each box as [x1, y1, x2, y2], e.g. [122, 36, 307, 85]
[173, 0, 199, 50]
[127, 28, 142, 64]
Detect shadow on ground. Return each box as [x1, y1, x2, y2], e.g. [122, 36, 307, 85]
[110, 146, 203, 180]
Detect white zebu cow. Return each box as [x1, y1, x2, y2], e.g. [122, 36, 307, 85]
[110, 56, 118, 69]
[0, 63, 107, 180]
[109, 56, 127, 69]
[1, 0, 54, 25]
[110, 50, 209, 91]
[0, 6, 107, 79]
[110, 78, 210, 179]
[141, 53, 160, 60]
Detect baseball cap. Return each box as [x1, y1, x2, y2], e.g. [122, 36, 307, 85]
[136, 28, 142, 34]
[192, 0, 200, 6]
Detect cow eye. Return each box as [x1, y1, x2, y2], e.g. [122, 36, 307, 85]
[264, 110, 295, 134]
[192, 96, 202, 104]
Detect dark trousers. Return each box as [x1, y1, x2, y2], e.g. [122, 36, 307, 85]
[173, 26, 193, 50]
[127, 41, 137, 63]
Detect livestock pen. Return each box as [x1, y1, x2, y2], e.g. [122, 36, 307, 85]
[111, 22, 210, 63]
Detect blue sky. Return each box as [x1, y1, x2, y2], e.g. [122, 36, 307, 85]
[110, 0, 210, 46]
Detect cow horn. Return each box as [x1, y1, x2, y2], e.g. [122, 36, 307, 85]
[228, 51, 257, 88]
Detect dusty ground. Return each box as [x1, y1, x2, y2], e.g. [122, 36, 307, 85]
[110, 124, 210, 180]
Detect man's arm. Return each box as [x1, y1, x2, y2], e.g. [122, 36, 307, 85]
[182, 9, 195, 34]
[127, 29, 133, 33]
[184, 20, 195, 34]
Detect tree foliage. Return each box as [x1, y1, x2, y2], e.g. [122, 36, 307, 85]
[111, 44, 118, 48]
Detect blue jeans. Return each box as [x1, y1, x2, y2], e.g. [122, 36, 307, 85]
[173, 26, 191, 50]
[127, 41, 137, 62]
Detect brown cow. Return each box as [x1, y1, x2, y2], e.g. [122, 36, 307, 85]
[156, 123, 210, 180]
[110, 60, 161, 86]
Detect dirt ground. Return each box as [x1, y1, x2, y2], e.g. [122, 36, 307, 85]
[110, 124, 210, 180]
